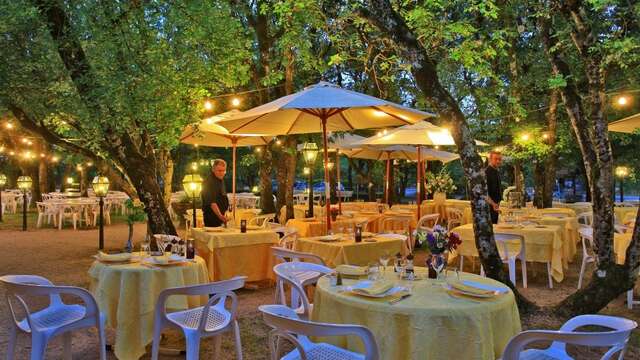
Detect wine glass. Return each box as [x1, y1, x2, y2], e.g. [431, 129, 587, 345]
[379, 253, 390, 273]
[367, 262, 380, 281]
[431, 254, 447, 281]
[140, 238, 151, 256]
[155, 236, 169, 254]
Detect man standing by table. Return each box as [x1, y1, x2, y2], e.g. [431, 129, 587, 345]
[202, 159, 230, 227]
[485, 151, 503, 224]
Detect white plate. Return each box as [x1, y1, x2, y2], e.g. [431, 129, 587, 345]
[145, 254, 187, 266]
[350, 281, 408, 298]
[204, 227, 226, 232]
[444, 280, 508, 298]
[317, 235, 341, 242]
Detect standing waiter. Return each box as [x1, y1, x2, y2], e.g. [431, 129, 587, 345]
[202, 159, 230, 227]
[485, 151, 503, 224]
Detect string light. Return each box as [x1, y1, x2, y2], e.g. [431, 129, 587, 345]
[520, 133, 530, 141]
[231, 97, 241, 107]
[86, 162, 93, 167]
[203, 100, 214, 111]
[275, 139, 282, 146]
[617, 96, 629, 106]
[5, 122, 13, 129]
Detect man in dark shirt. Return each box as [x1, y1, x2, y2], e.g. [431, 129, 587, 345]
[201, 159, 230, 227]
[485, 151, 503, 224]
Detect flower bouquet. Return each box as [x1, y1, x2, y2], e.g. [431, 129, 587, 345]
[415, 225, 461, 279]
[425, 170, 457, 195]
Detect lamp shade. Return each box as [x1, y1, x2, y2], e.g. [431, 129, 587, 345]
[615, 166, 629, 178]
[0, 173, 6, 187]
[302, 142, 319, 166]
[182, 174, 203, 199]
[17, 176, 32, 191]
[92, 176, 110, 197]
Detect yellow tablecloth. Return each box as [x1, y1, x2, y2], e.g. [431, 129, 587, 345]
[191, 228, 279, 282]
[553, 202, 592, 215]
[233, 208, 261, 224]
[294, 234, 406, 267]
[286, 217, 360, 237]
[341, 201, 388, 212]
[312, 268, 521, 360]
[89, 256, 209, 360]
[536, 207, 577, 217]
[369, 211, 417, 233]
[531, 215, 579, 260]
[421, 199, 473, 224]
[452, 223, 566, 282]
[615, 206, 638, 224]
[614, 233, 633, 265]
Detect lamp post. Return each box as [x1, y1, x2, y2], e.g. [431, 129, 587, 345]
[615, 166, 629, 203]
[183, 174, 203, 233]
[302, 142, 319, 218]
[0, 173, 6, 222]
[17, 176, 32, 231]
[92, 176, 110, 249]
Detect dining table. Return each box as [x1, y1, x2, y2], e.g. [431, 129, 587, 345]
[191, 227, 280, 282]
[312, 268, 521, 360]
[452, 222, 567, 283]
[88, 254, 209, 360]
[294, 233, 407, 267]
[285, 217, 363, 237]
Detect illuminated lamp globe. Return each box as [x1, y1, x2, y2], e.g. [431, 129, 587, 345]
[17, 176, 32, 191]
[182, 174, 203, 199]
[92, 176, 110, 197]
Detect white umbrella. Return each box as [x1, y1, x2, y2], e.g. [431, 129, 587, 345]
[216, 82, 433, 229]
[180, 110, 272, 216]
[609, 112, 640, 133]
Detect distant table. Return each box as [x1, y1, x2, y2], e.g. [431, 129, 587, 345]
[294, 233, 406, 267]
[286, 217, 362, 237]
[553, 202, 592, 215]
[313, 268, 521, 360]
[453, 223, 566, 282]
[615, 206, 638, 224]
[89, 255, 208, 360]
[614, 233, 633, 265]
[191, 227, 279, 282]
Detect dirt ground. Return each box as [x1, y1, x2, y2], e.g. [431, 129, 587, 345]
[0, 213, 638, 359]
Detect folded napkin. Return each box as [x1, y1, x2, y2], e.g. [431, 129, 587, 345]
[97, 251, 131, 262]
[336, 265, 368, 276]
[356, 280, 394, 296]
[448, 281, 494, 296]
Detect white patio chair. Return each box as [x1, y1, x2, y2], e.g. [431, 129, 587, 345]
[276, 230, 298, 250]
[273, 262, 332, 320]
[36, 202, 58, 228]
[381, 215, 413, 253]
[0, 275, 106, 360]
[446, 207, 464, 231]
[577, 227, 596, 289]
[58, 205, 80, 230]
[259, 304, 380, 360]
[577, 212, 593, 226]
[417, 213, 439, 231]
[151, 276, 247, 360]
[481, 233, 528, 288]
[248, 213, 276, 228]
[501, 314, 637, 360]
[272, 246, 327, 306]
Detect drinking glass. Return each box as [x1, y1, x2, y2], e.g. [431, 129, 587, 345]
[140, 239, 151, 256]
[367, 262, 380, 281]
[379, 253, 390, 273]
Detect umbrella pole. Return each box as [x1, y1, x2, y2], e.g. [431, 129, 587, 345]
[232, 140, 237, 220]
[417, 147, 421, 220]
[321, 116, 332, 231]
[385, 152, 391, 205]
[336, 151, 342, 213]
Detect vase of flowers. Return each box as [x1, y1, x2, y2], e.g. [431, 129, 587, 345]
[415, 225, 461, 280]
[426, 170, 457, 205]
[124, 199, 147, 253]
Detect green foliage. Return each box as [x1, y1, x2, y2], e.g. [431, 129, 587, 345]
[125, 199, 147, 225]
[425, 168, 457, 194]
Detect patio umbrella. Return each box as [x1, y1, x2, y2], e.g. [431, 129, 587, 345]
[180, 110, 272, 217]
[354, 121, 480, 218]
[341, 144, 458, 208]
[609, 112, 640, 133]
[216, 81, 433, 229]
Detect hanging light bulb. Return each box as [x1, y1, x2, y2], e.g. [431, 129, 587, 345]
[231, 97, 241, 107]
[203, 100, 213, 111]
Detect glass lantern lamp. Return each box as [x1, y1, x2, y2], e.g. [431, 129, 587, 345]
[92, 176, 110, 249]
[16, 176, 32, 231]
[301, 142, 319, 218]
[182, 174, 203, 232]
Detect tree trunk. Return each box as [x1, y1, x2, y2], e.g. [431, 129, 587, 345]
[539, 4, 637, 317]
[543, 90, 559, 208]
[533, 161, 545, 208]
[38, 145, 49, 197]
[360, 0, 534, 312]
[513, 161, 525, 206]
[258, 147, 276, 214]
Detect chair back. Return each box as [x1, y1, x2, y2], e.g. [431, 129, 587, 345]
[248, 213, 276, 228]
[381, 215, 412, 233]
[502, 315, 637, 360]
[271, 247, 326, 265]
[417, 213, 439, 231]
[153, 234, 181, 252]
[155, 276, 246, 334]
[259, 304, 380, 360]
[0, 275, 100, 333]
[273, 262, 332, 318]
[577, 212, 593, 227]
[494, 233, 525, 262]
[277, 230, 297, 249]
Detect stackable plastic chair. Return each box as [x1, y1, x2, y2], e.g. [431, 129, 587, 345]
[248, 213, 276, 228]
[502, 315, 637, 360]
[577, 226, 596, 289]
[0, 275, 106, 360]
[417, 213, 439, 232]
[481, 233, 528, 288]
[260, 305, 380, 360]
[445, 207, 464, 231]
[273, 262, 332, 320]
[151, 276, 247, 360]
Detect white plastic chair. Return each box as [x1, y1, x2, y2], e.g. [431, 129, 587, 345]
[446, 207, 463, 231]
[417, 213, 439, 232]
[480, 233, 528, 288]
[277, 230, 298, 250]
[151, 276, 247, 360]
[273, 262, 332, 320]
[577, 226, 595, 289]
[260, 304, 380, 360]
[0, 275, 106, 360]
[502, 314, 637, 360]
[248, 213, 276, 228]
